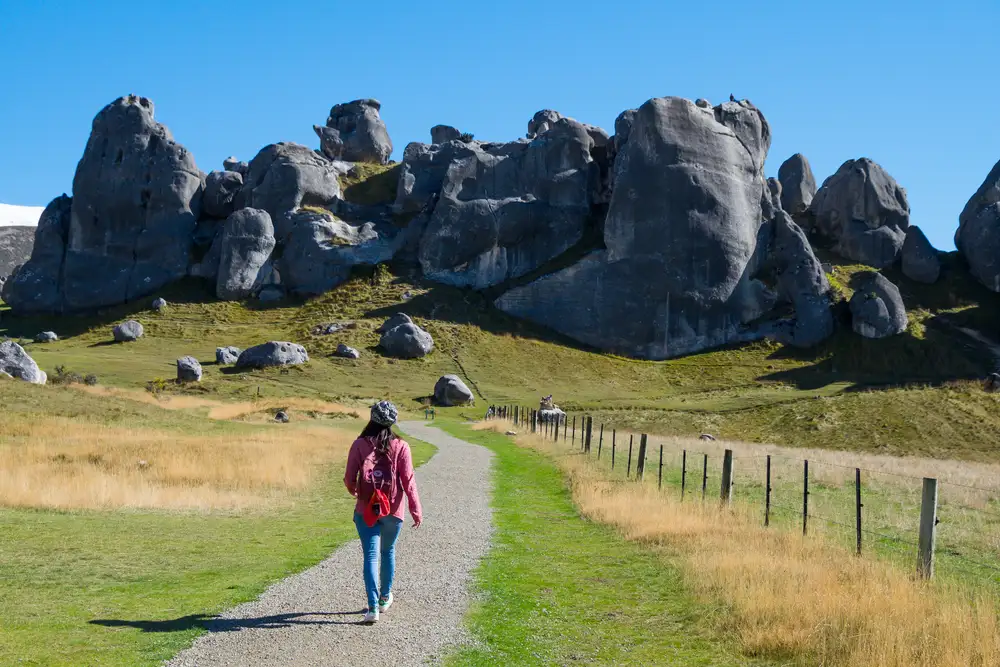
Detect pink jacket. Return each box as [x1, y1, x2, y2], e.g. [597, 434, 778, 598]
[344, 436, 422, 522]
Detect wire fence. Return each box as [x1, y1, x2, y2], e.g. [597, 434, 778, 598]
[485, 403, 1000, 586]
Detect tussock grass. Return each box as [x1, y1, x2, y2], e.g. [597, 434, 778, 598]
[482, 423, 1000, 667]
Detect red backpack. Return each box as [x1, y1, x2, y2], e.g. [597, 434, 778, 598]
[359, 438, 398, 527]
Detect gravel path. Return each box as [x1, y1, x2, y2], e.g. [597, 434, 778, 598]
[165, 422, 493, 667]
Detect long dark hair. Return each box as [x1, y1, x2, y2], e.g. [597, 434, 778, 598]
[360, 420, 396, 453]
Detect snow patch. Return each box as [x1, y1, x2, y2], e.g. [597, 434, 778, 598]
[0, 204, 44, 228]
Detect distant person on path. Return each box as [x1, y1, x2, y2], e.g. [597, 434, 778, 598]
[344, 401, 423, 624]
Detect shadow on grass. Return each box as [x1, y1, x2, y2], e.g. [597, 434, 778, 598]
[89, 610, 367, 633]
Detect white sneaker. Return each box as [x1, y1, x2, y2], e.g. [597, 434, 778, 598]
[363, 607, 379, 623]
[378, 592, 394, 613]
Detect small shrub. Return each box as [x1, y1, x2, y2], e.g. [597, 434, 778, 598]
[84, 374, 98, 386]
[458, 132, 475, 143]
[145, 377, 168, 394]
[50, 366, 87, 386]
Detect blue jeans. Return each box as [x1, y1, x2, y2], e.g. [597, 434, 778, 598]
[353, 512, 403, 610]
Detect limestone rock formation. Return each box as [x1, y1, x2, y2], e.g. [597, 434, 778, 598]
[2, 196, 70, 312]
[223, 156, 248, 175]
[113, 320, 144, 342]
[34, 331, 58, 343]
[235, 341, 309, 369]
[430, 125, 461, 144]
[152, 297, 167, 311]
[497, 96, 775, 359]
[0, 341, 46, 384]
[203, 170, 244, 219]
[314, 99, 392, 164]
[767, 178, 783, 208]
[849, 272, 907, 338]
[216, 346, 242, 365]
[809, 158, 909, 268]
[777, 153, 817, 217]
[216, 208, 275, 300]
[434, 374, 474, 406]
[176, 356, 203, 382]
[379, 322, 434, 359]
[956, 159, 1000, 291]
[334, 343, 361, 359]
[901, 225, 940, 284]
[0, 226, 34, 285]
[376, 313, 413, 334]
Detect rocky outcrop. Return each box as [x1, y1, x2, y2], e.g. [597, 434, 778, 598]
[809, 158, 909, 268]
[956, 159, 1000, 291]
[314, 99, 392, 164]
[203, 170, 244, 219]
[0, 341, 46, 384]
[0, 226, 34, 285]
[393, 141, 461, 215]
[430, 125, 461, 144]
[767, 178, 782, 207]
[379, 322, 434, 359]
[497, 97, 775, 359]
[2, 195, 71, 312]
[216, 346, 241, 365]
[234, 142, 343, 239]
[777, 153, 817, 217]
[434, 374, 474, 406]
[901, 225, 940, 284]
[176, 356, 203, 382]
[235, 341, 308, 369]
[113, 320, 144, 342]
[223, 156, 248, 175]
[216, 208, 275, 300]
[850, 272, 907, 338]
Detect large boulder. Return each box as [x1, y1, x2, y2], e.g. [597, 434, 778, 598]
[234, 142, 343, 239]
[216, 208, 276, 300]
[849, 272, 907, 338]
[777, 153, 817, 217]
[956, 159, 1000, 291]
[223, 156, 248, 175]
[0, 341, 46, 384]
[901, 225, 940, 284]
[235, 341, 308, 369]
[497, 97, 775, 359]
[280, 212, 396, 295]
[430, 125, 461, 144]
[434, 374, 474, 406]
[64, 95, 202, 310]
[416, 114, 606, 289]
[216, 346, 241, 365]
[379, 322, 434, 359]
[392, 140, 462, 215]
[0, 226, 34, 285]
[809, 158, 909, 268]
[1, 195, 72, 312]
[202, 170, 244, 219]
[314, 99, 392, 164]
[376, 312, 413, 333]
[176, 356, 203, 382]
[34, 331, 58, 343]
[113, 320, 144, 342]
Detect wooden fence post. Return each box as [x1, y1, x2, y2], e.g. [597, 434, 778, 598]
[681, 450, 687, 500]
[701, 453, 708, 500]
[612, 437, 616, 470]
[636, 434, 648, 480]
[585, 417, 593, 454]
[658, 445, 663, 490]
[598, 425, 604, 459]
[917, 478, 939, 579]
[855, 468, 863, 556]
[554, 417, 560, 441]
[627, 435, 634, 478]
[803, 460, 809, 536]
[572, 416, 576, 446]
[764, 455, 772, 527]
[720, 449, 733, 505]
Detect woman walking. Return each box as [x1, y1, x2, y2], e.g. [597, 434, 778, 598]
[344, 400, 422, 623]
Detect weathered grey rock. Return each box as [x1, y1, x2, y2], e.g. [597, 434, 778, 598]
[809, 158, 909, 267]
[392, 141, 462, 215]
[379, 322, 434, 359]
[777, 153, 817, 216]
[113, 320, 144, 342]
[274, 410, 290, 423]
[694, 98, 712, 109]
[63, 96, 202, 310]
[257, 286, 284, 302]
[280, 213, 395, 295]
[203, 170, 244, 219]
[215, 346, 241, 365]
[498, 97, 775, 359]
[767, 178, 783, 208]
[216, 208, 276, 300]
[234, 143, 342, 239]
[314, 99, 392, 164]
[850, 272, 907, 338]
[376, 312, 413, 333]
[176, 356, 203, 382]
[235, 341, 308, 369]
[434, 374, 474, 406]
[431, 125, 461, 144]
[313, 321, 355, 335]
[34, 331, 58, 343]
[956, 160, 1000, 291]
[0, 226, 34, 284]
[334, 343, 360, 359]
[152, 297, 167, 311]
[765, 212, 834, 347]
[223, 156, 248, 175]
[2, 195, 72, 312]
[538, 407, 565, 423]
[527, 109, 564, 138]
[0, 340, 46, 384]
[901, 225, 940, 284]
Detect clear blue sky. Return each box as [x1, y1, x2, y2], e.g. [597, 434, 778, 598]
[1, 1, 996, 250]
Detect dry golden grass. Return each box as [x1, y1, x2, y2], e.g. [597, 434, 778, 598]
[481, 422, 1000, 667]
[0, 416, 355, 512]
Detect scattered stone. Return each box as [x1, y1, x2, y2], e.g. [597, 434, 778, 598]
[235, 341, 309, 369]
[113, 320, 144, 343]
[849, 272, 908, 339]
[434, 374, 475, 406]
[216, 346, 242, 365]
[379, 322, 434, 359]
[34, 331, 58, 343]
[505, 430, 517, 436]
[0, 340, 47, 384]
[777, 153, 817, 217]
[376, 313, 414, 334]
[314, 99, 392, 164]
[152, 297, 167, 311]
[333, 343, 360, 359]
[203, 170, 244, 219]
[984, 373, 1000, 393]
[275, 410, 290, 423]
[176, 356, 203, 382]
[699, 433, 716, 441]
[430, 125, 461, 144]
[216, 208, 276, 300]
[901, 225, 941, 284]
[401, 291, 413, 301]
[313, 322, 356, 335]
